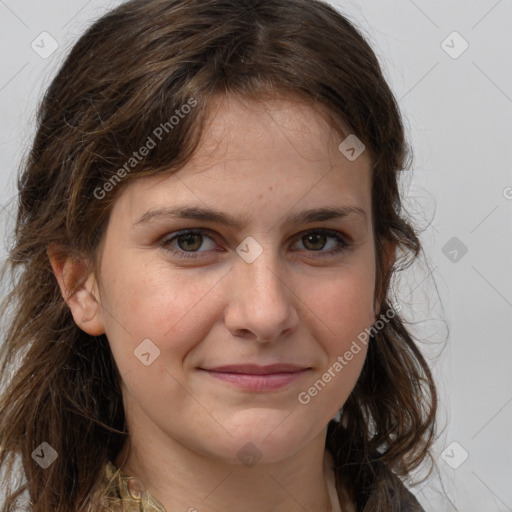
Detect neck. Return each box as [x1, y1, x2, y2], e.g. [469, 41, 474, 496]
[115, 419, 336, 512]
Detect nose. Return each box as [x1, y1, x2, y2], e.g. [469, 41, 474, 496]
[224, 248, 299, 343]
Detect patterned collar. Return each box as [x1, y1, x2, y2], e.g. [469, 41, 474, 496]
[102, 461, 167, 511]
[102, 451, 347, 512]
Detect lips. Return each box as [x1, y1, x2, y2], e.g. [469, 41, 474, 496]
[200, 364, 311, 391]
[205, 364, 309, 374]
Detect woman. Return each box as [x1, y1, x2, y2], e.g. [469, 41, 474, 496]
[0, 0, 437, 510]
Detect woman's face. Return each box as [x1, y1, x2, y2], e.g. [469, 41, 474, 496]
[92, 95, 378, 465]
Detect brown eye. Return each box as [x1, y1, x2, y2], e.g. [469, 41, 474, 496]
[292, 229, 351, 258]
[160, 228, 351, 261]
[302, 232, 328, 251]
[175, 232, 203, 252]
[161, 229, 217, 260]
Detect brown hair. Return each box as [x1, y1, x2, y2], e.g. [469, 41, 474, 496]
[0, 0, 437, 510]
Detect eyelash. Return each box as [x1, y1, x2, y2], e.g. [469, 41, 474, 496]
[160, 228, 352, 260]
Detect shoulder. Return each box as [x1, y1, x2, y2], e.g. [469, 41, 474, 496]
[358, 466, 426, 511]
[326, 422, 426, 511]
[335, 470, 425, 512]
[371, 461, 425, 511]
[329, 451, 425, 511]
[387, 476, 425, 512]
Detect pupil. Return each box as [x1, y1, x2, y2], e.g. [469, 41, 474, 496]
[178, 233, 201, 251]
[305, 233, 325, 251]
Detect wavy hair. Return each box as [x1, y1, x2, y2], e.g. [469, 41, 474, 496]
[0, 0, 437, 510]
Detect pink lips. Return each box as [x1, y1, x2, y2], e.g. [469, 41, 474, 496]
[201, 364, 310, 391]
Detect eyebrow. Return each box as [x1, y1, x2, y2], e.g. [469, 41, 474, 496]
[134, 204, 367, 229]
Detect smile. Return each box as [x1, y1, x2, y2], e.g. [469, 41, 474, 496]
[200, 364, 311, 392]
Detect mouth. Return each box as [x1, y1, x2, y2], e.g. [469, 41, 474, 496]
[199, 364, 312, 392]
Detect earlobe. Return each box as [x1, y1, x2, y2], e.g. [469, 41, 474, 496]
[47, 243, 105, 336]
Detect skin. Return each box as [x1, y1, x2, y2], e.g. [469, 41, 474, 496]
[50, 94, 394, 511]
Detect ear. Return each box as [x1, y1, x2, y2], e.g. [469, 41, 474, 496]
[47, 243, 105, 336]
[374, 238, 397, 317]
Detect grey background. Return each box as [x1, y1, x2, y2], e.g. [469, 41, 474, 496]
[0, 0, 511, 510]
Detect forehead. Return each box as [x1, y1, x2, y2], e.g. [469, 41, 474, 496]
[116, 94, 373, 226]
[195, 93, 355, 163]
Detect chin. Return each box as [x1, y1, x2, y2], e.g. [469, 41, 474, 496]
[202, 414, 319, 466]
[210, 437, 307, 466]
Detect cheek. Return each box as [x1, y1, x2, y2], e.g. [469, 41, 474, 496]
[100, 257, 223, 365]
[297, 265, 374, 404]
[306, 264, 376, 345]
[98, 265, 222, 419]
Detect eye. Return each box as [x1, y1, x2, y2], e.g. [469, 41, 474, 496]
[291, 229, 352, 258]
[160, 229, 218, 259]
[160, 228, 352, 260]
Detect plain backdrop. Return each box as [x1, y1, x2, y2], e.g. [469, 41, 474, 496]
[0, 1, 511, 510]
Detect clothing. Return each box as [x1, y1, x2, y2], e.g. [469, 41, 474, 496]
[101, 461, 165, 511]
[100, 451, 425, 511]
